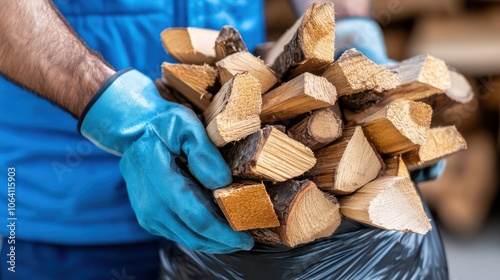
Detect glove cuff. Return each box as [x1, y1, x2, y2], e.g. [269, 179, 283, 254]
[77, 67, 134, 133]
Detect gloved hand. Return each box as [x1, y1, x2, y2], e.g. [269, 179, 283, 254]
[78, 68, 253, 253]
[336, 17, 446, 182]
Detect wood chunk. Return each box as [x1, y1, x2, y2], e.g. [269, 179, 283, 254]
[287, 106, 343, 150]
[161, 27, 219, 65]
[383, 156, 410, 177]
[261, 73, 337, 123]
[269, 3, 335, 80]
[216, 52, 279, 94]
[306, 126, 382, 194]
[339, 176, 432, 234]
[161, 63, 218, 111]
[214, 181, 279, 231]
[225, 126, 316, 182]
[322, 49, 401, 110]
[203, 72, 261, 147]
[403, 125, 467, 171]
[358, 100, 432, 156]
[252, 180, 341, 247]
[214, 26, 248, 61]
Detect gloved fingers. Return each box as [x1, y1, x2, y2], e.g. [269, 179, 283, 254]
[335, 17, 393, 65]
[153, 107, 232, 190]
[120, 137, 252, 253]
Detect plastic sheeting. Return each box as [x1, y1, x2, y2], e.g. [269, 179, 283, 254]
[160, 193, 448, 280]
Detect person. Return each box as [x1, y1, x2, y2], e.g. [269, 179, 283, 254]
[0, 0, 447, 279]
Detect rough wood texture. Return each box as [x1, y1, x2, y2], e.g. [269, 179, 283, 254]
[287, 106, 343, 150]
[216, 51, 279, 94]
[261, 73, 337, 123]
[252, 180, 341, 247]
[322, 49, 401, 110]
[383, 156, 410, 177]
[339, 176, 432, 234]
[358, 100, 432, 156]
[161, 63, 218, 111]
[306, 126, 382, 194]
[204, 72, 262, 147]
[224, 126, 316, 182]
[214, 26, 248, 61]
[403, 125, 467, 171]
[269, 3, 335, 80]
[214, 181, 279, 231]
[161, 27, 219, 65]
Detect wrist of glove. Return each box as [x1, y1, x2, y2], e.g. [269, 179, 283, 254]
[78, 68, 253, 253]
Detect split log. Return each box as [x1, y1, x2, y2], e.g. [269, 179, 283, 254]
[260, 73, 337, 123]
[383, 156, 410, 177]
[161, 27, 219, 65]
[306, 126, 382, 194]
[403, 125, 467, 171]
[224, 126, 316, 182]
[214, 181, 279, 231]
[216, 51, 279, 94]
[161, 63, 218, 111]
[358, 100, 432, 156]
[322, 49, 401, 110]
[287, 106, 343, 150]
[214, 26, 248, 61]
[252, 180, 341, 247]
[343, 55, 452, 123]
[269, 3, 335, 80]
[339, 176, 432, 234]
[203, 72, 262, 147]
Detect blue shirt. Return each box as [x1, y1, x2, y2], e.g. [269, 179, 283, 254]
[0, 0, 264, 245]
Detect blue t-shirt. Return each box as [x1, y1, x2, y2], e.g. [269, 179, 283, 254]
[0, 0, 264, 245]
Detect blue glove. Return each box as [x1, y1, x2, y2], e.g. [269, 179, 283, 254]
[335, 17, 395, 65]
[78, 68, 253, 253]
[411, 160, 446, 183]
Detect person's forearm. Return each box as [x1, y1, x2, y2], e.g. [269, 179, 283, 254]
[289, 0, 371, 19]
[0, 0, 115, 117]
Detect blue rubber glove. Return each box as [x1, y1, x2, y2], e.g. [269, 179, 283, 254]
[336, 18, 446, 182]
[78, 68, 253, 253]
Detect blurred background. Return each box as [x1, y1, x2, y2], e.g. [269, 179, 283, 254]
[265, 0, 500, 279]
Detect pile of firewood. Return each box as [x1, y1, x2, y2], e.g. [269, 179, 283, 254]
[157, 3, 472, 247]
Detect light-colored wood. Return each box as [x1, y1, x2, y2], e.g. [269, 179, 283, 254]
[216, 51, 279, 94]
[358, 100, 432, 156]
[225, 126, 316, 182]
[322, 49, 401, 110]
[306, 126, 382, 194]
[252, 180, 341, 247]
[161, 27, 219, 65]
[287, 106, 343, 150]
[214, 26, 248, 61]
[260, 73, 337, 123]
[214, 181, 279, 231]
[383, 156, 410, 177]
[204, 72, 262, 147]
[339, 176, 432, 234]
[269, 3, 335, 79]
[161, 63, 217, 111]
[403, 125, 467, 170]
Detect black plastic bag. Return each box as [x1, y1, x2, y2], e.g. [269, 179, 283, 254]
[159, 192, 448, 280]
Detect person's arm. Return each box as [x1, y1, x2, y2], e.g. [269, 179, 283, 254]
[289, 0, 371, 19]
[0, 0, 115, 117]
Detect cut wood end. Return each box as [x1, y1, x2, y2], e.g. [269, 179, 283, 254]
[214, 181, 279, 231]
[368, 177, 431, 234]
[324, 49, 401, 96]
[387, 100, 432, 145]
[161, 27, 219, 64]
[300, 2, 335, 60]
[445, 69, 474, 103]
[161, 62, 218, 94]
[340, 176, 432, 234]
[309, 108, 342, 142]
[419, 55, 451, 91]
